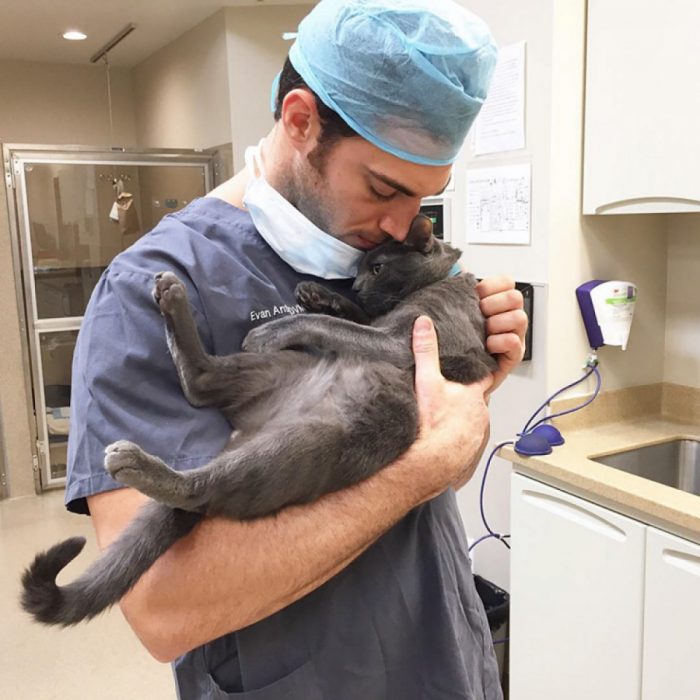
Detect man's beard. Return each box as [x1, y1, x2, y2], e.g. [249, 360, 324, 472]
[276, 157, 337, 236]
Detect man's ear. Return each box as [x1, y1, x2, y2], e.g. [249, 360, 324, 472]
[280, 89, 322, 150]
[405, 214, 434, 253]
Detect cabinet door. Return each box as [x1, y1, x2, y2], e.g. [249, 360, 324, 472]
[583, 0, 700, 214]
[642, 528, 700, 700]
[510, 473, 646, 700]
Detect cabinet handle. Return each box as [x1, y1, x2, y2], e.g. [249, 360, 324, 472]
[662, 549, 700, 578]
[595, 196, 700, 214]
[522, 490, 627, 541]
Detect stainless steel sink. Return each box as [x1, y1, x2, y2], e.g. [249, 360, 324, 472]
[591, 439, 700, 496]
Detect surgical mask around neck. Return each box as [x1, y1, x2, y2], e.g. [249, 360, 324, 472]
[242, 141, 363, 280]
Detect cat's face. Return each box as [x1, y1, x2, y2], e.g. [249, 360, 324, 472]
[353, 216, 462, 316]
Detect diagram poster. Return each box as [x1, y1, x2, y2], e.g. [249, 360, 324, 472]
[466, 163, 531, 245]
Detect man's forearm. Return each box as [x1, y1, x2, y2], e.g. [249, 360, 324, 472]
[111, 444, 447, 662]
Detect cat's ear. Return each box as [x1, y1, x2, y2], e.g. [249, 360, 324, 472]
[405, 214, 434, 254]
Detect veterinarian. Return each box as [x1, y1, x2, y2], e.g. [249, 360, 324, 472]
[66, 0, 526, 697]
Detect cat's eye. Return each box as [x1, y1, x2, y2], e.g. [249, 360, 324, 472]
[371, 264, 384, 275]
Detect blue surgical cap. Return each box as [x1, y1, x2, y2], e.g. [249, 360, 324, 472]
[275, 0, 497, 166]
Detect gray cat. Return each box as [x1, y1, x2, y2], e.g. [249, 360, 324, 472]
[21, 215, 497, 627]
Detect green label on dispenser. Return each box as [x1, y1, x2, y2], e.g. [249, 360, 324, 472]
[606, 297, 636, 304]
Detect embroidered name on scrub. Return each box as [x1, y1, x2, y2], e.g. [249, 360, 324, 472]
[249, 303, 305, 322]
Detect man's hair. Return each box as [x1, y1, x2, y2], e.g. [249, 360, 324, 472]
[273, 57, 357, 170]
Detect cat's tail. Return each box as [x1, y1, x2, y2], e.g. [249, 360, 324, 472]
[20, 501, 202, 626]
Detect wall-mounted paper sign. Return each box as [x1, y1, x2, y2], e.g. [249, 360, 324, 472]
[473, 41, 526, 155]
[466, 163, 531, 245]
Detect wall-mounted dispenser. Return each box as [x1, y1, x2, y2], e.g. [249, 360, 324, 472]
[576, 280, 637, 350]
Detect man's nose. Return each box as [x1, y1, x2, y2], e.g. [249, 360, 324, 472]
[378, 201, 422, 241]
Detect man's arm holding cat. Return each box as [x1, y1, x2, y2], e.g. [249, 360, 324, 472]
[88, 279, 526, 663]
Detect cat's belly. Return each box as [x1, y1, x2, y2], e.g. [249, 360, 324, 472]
[235, 356, 415, 436]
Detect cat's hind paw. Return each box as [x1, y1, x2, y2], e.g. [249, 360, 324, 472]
[104, 440, 173, 495]
[104, 440, 151, 481]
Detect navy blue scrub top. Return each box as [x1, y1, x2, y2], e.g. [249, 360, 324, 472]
[65, 197, 502, 700]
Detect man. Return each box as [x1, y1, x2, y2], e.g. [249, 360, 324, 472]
[66, 1, 527, 697]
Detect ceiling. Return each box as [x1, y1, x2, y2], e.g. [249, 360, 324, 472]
[0, 0, 313, 67]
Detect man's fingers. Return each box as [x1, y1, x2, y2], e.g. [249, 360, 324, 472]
[412, 316, 442, 379]
[411, 316, 444, 425]
[475, 275, 516, 300]
[473, 275, 527, 393]
[479, 288, 524, 318]
[485, 309, 528, 340]
[486, 331, 525, 360]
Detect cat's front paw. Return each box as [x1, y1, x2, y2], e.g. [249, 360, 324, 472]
[152, 272, 187, 314]
[295, 282, 334, 314]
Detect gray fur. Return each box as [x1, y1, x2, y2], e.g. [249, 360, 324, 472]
[20, 216, 497, 626]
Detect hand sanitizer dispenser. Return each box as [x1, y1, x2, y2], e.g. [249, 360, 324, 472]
[576, 280, 637, 350]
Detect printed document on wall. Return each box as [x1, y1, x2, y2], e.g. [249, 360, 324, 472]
[466, 163, 530, 245]
[473, 42, 526, 155]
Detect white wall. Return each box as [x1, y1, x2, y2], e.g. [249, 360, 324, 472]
[569, 215, 668, 389]
[546, 0, 668, 397]
[225, 5, 313, 172]
[453, 0, 671, 591]
[130, 5, 314, 162]
[665, 214, 700, 388]
[132, 10, 231, 150]
[451, 0, 554, 591]
[452, 0, 552, 286]
[0, 60, 135, 146]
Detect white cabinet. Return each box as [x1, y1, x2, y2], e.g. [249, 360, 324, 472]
[583, 0, 700, 214]
[510, 473, 646, 699]
[642, 528, 700, 700]
[511, 472, 700, 699]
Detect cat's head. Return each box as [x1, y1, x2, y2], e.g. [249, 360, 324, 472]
[353, 214, 462, 317]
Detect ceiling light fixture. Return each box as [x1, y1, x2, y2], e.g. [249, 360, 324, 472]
[63, 30, 87, 41]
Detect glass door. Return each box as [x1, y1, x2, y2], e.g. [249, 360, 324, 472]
[6, 146, 214, 489]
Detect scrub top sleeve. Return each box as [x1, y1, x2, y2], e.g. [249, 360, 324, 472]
[65, 266, 224, 514]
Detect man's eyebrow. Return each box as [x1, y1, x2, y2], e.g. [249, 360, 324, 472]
[366, 167, 450, 198]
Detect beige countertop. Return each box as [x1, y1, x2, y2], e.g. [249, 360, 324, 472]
[500, 383, 700, 544]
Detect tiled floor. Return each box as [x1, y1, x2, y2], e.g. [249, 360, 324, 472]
[0, 490, 175, 699]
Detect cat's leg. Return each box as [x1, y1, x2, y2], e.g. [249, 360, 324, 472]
[242, 315, 412, 366]
[154, 273, 282, 411]
[195, 422, 350, 519]
[295, 282, 371, 324]
[153, 272, 221, 408]
[106, 422, 349, 519]
[104, 440, 209, 511]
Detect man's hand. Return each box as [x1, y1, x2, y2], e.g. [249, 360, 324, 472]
[475, 276, 528, 392]
[407, 316, 493, 496]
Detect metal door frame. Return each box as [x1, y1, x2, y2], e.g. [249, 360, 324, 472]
[3, 143, 215, 491]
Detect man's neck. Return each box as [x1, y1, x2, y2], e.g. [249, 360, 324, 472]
[205, 168, 250, 210]
[205, 127, 284, 210]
